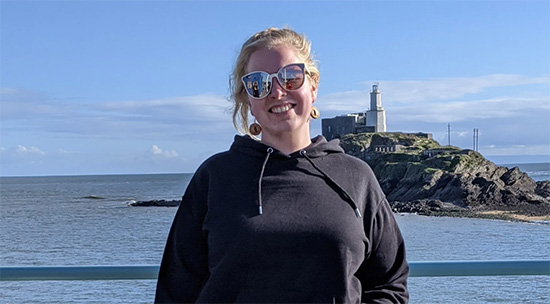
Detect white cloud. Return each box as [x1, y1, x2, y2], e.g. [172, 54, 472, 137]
[15, 145, 45, 155]
[150, 145, 179, 159]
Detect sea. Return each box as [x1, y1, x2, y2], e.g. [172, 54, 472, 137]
[0, 163, 549, 304]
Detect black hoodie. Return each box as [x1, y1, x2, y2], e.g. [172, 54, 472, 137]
[155, 135, 409, 303]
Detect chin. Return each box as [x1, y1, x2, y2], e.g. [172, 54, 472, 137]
[272, 122, 310, 135]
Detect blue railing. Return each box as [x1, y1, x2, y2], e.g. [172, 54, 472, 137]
[1, 260, 549, 281]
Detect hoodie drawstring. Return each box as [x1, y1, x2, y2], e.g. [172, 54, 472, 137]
[257, 147, 273, 215]
[299, 150, 362, 218]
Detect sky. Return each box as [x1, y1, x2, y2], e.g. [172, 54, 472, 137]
[1, 0, 549, 176]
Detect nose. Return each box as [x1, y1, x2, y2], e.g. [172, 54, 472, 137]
[268, 77, 286, 99]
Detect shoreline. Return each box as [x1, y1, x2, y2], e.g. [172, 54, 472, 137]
[406, 209, 550, 224]
[474, 210, 550, 223]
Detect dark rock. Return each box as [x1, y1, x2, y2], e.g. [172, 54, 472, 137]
[536, 181, 550, 198]
[128, 199, 181, 207]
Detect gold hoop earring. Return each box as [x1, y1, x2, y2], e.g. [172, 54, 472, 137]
[310, 107, 320, 119]
[249, 121, 262, 136]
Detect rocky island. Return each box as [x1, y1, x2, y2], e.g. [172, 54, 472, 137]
[130, 132, 549, 222]
[339, 132, 550, 222]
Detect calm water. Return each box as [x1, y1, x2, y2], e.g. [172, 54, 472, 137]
[1, 163, 549, 304]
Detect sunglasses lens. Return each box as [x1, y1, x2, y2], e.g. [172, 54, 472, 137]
[242, 72, 270, 99]
[279, 64, 305, 91]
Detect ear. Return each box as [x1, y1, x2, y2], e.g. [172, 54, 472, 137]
[311, 82, 318, 103]
[248, 101, 256, 117]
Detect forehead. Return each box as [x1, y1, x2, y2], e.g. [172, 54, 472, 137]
[246, 45, 301, 73]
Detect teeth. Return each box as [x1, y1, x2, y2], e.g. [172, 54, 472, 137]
[271, 104, 292, 113]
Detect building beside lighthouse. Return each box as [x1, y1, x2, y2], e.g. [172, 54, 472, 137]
[322, 83, 387, 141]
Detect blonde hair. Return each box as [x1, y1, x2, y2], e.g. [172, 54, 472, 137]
[229, 27, 320, 135]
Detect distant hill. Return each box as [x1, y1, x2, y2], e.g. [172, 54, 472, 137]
[339, 132, 550, 222]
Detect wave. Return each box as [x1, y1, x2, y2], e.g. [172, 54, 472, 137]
[82, 195, 105, 199]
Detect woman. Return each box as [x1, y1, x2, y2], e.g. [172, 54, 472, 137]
[155, 27, 409, 303]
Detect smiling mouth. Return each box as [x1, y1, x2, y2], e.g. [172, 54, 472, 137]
[269, 104, 295, 114]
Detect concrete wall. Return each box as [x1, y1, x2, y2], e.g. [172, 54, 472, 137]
[322, 116, 357, 140]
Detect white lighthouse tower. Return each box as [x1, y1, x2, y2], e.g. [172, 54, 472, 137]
[366, 83, 386, 132]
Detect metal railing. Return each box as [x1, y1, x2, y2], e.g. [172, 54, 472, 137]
[1, 260, 549, 281]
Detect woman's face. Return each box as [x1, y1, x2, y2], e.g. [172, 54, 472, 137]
[246, 44, 317, 141]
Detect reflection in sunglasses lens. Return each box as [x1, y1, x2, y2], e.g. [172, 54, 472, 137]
[281, 65, 304, 91]
[242, 63, 306, 99]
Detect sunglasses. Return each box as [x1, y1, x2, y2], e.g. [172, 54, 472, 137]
[241, 63, 309, 99]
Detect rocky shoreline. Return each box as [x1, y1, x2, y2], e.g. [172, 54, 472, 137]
[390, 199, 550, 222]
[340, 132, 550, 223]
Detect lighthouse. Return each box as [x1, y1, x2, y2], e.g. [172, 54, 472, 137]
[321, 83, 388, 140]
[366, 83, 386, 132]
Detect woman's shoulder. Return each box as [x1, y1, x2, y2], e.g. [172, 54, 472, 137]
[195, 150, 234, 171]
[195, 146, 254, 174]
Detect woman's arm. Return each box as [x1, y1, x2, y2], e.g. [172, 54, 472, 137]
[358, 198, 409, 303]
[155, 173, 210, 303]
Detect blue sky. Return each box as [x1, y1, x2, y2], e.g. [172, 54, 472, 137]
[1, 0, 549, 176]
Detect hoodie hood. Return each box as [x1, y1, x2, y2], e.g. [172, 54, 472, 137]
[229, 135, 361, 218]
[229, 135, 344, 158]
